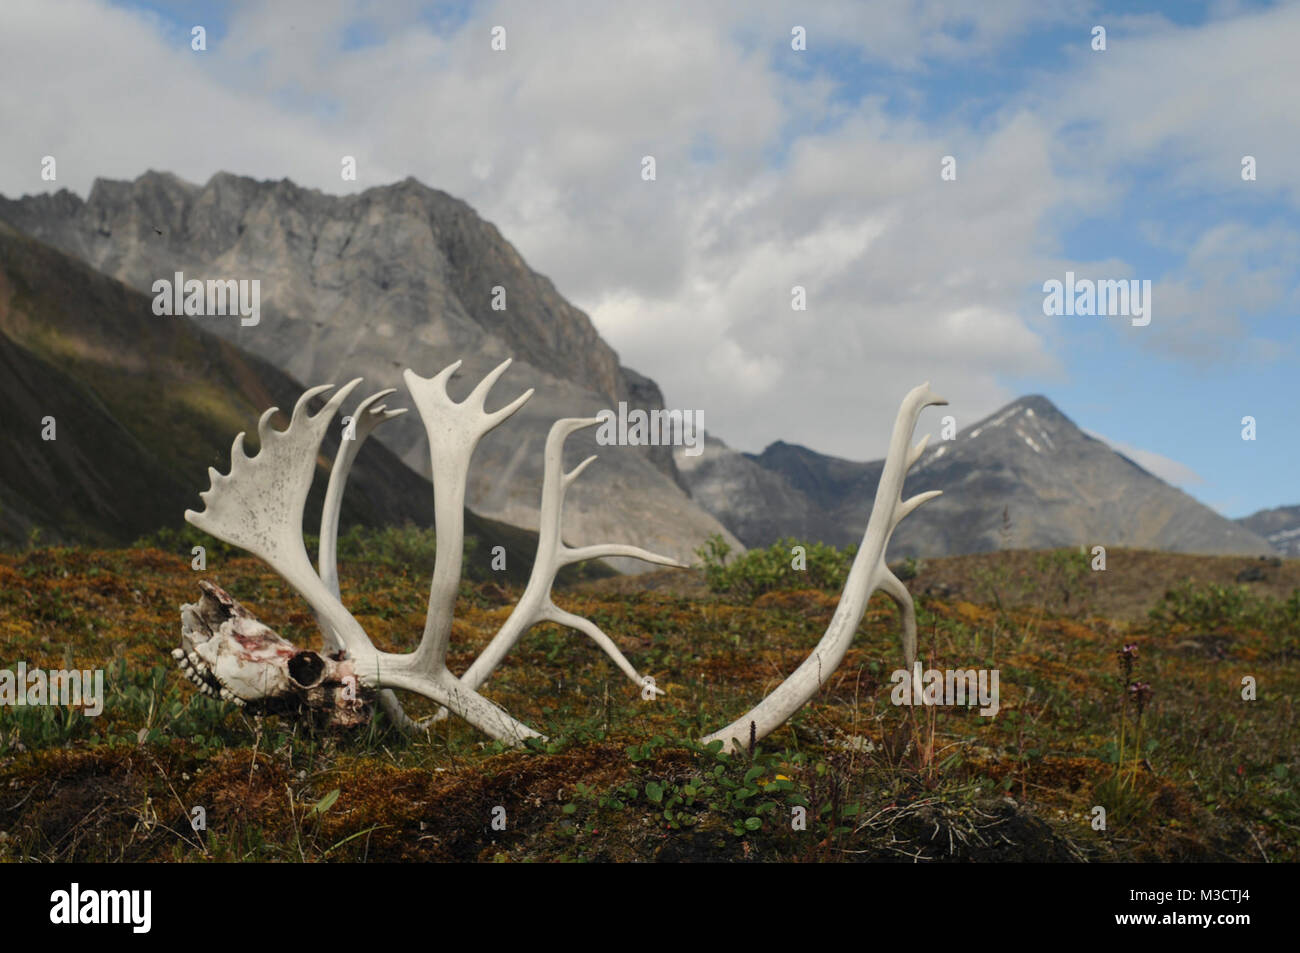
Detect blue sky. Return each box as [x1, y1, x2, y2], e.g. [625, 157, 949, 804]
[4, 0, 1298, 517]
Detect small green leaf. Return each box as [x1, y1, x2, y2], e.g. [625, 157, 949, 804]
[309, 788, 340, 816]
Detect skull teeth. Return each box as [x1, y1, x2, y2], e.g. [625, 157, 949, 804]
[174, 645, 233, 702]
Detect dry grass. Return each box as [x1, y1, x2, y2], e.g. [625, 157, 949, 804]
[1, 545, 1295, 862]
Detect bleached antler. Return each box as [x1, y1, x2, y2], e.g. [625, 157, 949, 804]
[401, 359, 534, 675]
[702, 382, 947, 753]
[318, 388, 407, 607]
[450, 416, 686, 705]
[183, 372, 542, 745]
[177, 356, 948, 755]
[314, 388, 413, 728]
[186, 380, 372, 660]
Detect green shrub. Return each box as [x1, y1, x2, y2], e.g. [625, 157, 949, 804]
[334, 523, 445, 575]
[695, 534, 856, 600]
[133, 522, 471, 579]
[1149, 580, 1300, 636]
[132, 523, 240, 561]
[562, 737, 814, 840]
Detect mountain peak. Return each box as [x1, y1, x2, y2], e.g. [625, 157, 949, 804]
[1008, 394, 1063, 415]
[958, 394, 1081, 455]
[681, 391, 1275, 558]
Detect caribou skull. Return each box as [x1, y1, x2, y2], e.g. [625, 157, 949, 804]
[176, 579, 371, 727]
[176, 358, 945, 752]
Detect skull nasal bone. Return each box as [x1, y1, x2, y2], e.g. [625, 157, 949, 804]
[288, 651, 326, 688]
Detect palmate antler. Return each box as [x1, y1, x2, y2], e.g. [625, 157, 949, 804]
[178, 359, 682, 743]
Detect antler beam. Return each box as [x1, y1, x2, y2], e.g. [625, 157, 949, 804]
[314, 387, 414, 728]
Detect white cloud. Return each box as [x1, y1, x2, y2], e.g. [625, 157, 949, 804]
[1043, 3, 1300, 207]
[1141, 221, 1300, 362]
[0, 0, 1294, 467]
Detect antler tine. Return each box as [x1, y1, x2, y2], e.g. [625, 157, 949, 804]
[422, 359, 462, 390]
[467, 357, 515, 408]
[564, 455, 598, 486]
[563, 542, 687, 568]
[907, 432, 931, 468]
[703, 382, 946, 753]
[318, 387, 406, 603]
[451, 415, 679, 703]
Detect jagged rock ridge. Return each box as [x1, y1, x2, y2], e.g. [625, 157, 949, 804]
[0, 172, 738, 567]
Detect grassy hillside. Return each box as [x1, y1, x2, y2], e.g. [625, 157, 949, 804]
[0, 225, 439, 547]
[0, 544, 1294, 862]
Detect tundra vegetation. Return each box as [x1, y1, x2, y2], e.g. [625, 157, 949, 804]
[0, 530, 1296, 862]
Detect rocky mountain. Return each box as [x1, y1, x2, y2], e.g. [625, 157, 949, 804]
[674, 435, 839, 546]
[678, 395, 1276, 559]
[0, 222, 576, 580]
[1237, 505, 1300, 556]
[0, 172, 737, 567]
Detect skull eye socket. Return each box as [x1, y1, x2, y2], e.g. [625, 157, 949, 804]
[288, 651, 326, 688]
